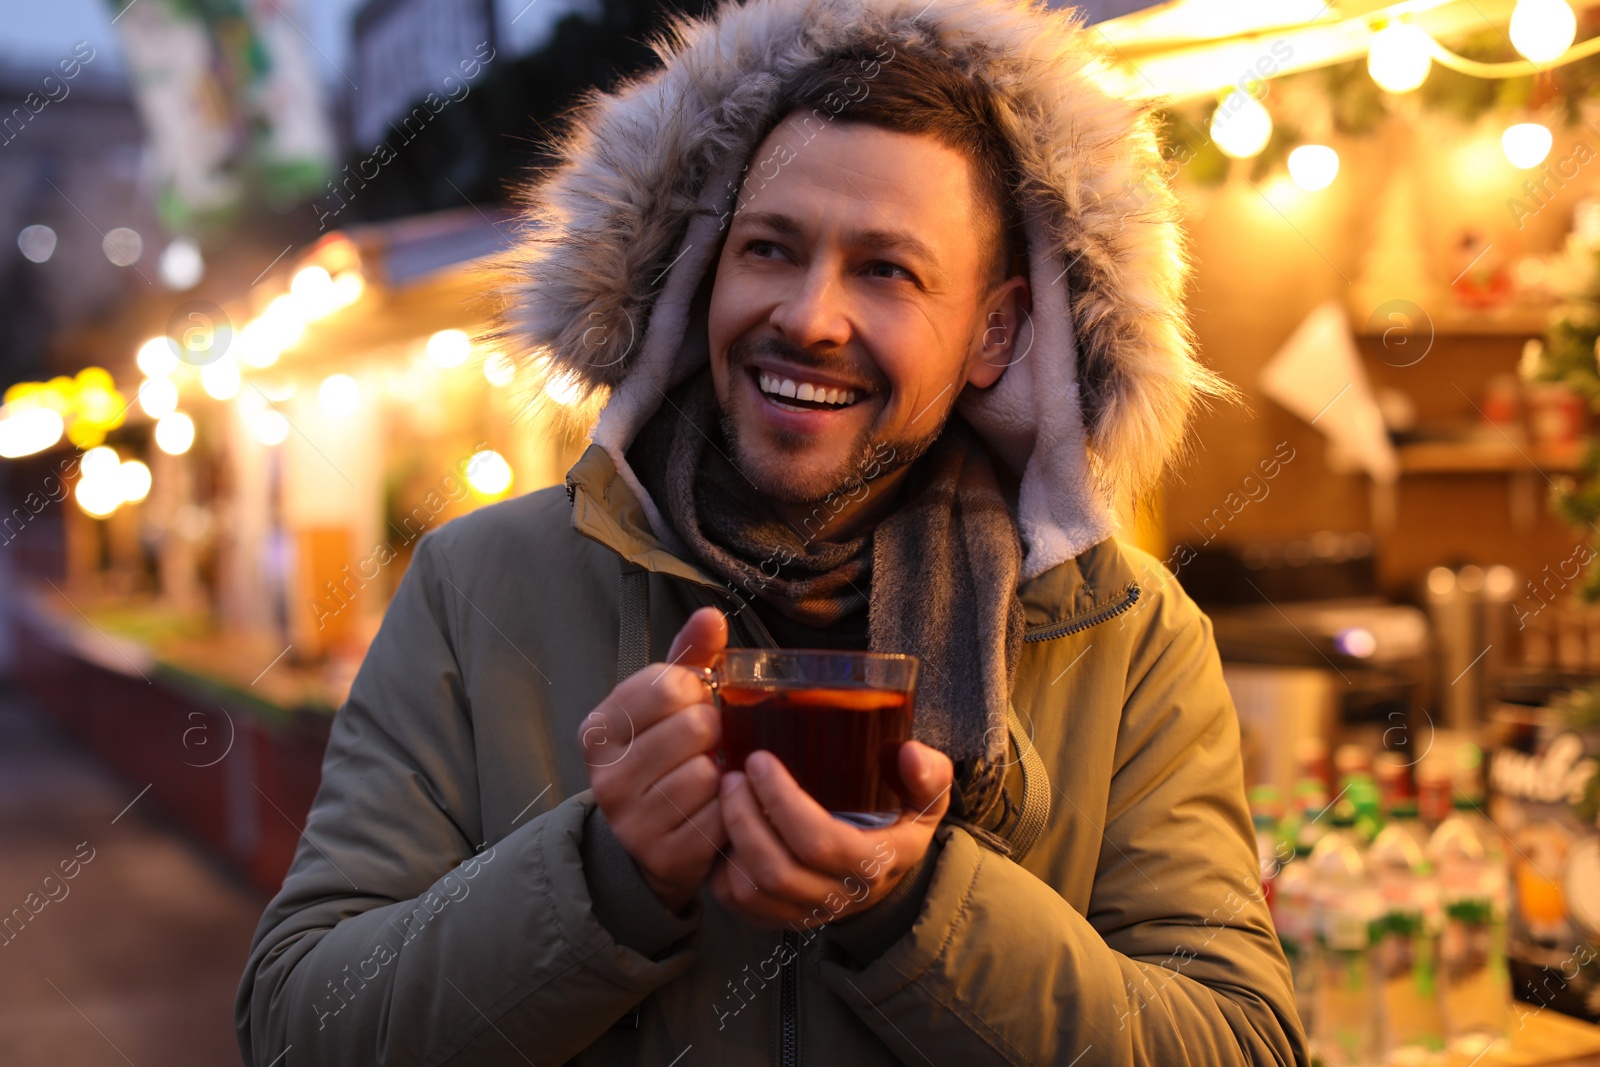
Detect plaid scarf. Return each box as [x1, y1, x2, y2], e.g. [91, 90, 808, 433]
[629, 369, 1026, 826]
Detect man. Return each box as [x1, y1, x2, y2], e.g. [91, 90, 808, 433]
[237, 0, 1309, 1063]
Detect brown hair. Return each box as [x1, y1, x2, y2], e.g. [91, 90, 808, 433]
[757, 44, 1028, 291]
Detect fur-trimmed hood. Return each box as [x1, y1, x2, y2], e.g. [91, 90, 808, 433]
[500, 0, 1225, 581]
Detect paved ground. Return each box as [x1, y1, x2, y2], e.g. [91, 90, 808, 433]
[0, 685, 265, 1066]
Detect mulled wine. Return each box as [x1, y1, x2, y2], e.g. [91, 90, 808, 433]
[707, 650, 919, 824]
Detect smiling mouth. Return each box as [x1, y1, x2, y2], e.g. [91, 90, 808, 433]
[753, 368, 867, 412]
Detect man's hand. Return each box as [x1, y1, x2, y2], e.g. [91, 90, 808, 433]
[579, 606, 728, 913]
[709, 741, 953, 931]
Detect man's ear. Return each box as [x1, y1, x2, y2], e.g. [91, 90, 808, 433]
[967, 274, 1031, 390]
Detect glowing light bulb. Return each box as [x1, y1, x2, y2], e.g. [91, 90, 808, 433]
[1368, 23, 1433, 93]
[427, 329, 471, 368]
[291, 266, 338, 320]
[75, 477, 122, 518]
[201, 356, 241, 400]
[118, 460, 152, 503]
[253, 409, 289, 446]
[331, 270, 365, 308]
[1503, 122, 1553, 168]
[1288, 144, 1341, 190]
[319, 373, 361, 416]
[0, 406, 64, 458]
[159, 237, 204, 290]
[483, 350, 515, 387]
[1210, 90, 1273, 159]
[465, 449, 513, 496]
[138, 377, 179, 419]
[137, 337, 180, 378]
[81, 445, 121, 481]
[543, 370, 582, 406]
[1510, 0, 1576, 64]
[155, 412, 195, 455]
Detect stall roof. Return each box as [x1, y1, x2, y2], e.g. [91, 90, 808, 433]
[338, 204, 520, 289]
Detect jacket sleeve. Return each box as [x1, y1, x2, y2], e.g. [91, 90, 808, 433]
[816, 606, 1309, 1066]
[234, 529, 700, 1067]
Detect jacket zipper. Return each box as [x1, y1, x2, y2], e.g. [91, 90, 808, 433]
[779, 929, 800, 1067]
[1022, 582, 1140, 643]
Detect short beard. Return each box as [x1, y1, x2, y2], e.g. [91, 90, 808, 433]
[718, 401, 952, 511]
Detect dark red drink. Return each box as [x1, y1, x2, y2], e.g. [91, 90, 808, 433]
[717, 684, 912, 815]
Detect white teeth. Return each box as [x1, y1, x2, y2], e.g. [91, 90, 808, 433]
[756, 371, 861, 407]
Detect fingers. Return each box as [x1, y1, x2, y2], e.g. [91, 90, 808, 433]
[583, 663, 711, 746]
[738, 752, 854, 876]
[649, 792, 729, 873]
[638, 794, 729, 910]
[629, 751, 723, 839]
[586, 701, 720, 808]
[717, 769, 855, 914]
[896, 741, 953, 825]
[665, 606, 728, 672]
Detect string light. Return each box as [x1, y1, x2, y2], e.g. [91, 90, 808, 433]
[1210, 89, 1273, 158]
[0, 406, 64, 458]
[118, 460, 152, 504]
[483, 350, 515, 387]
[1502, 122, 1553, 167]
[331, 270, 365, 308]
[81, 445, 121, 481]
[465, 449, 513, 496]
[75, 476, 122, 518]
[427, 329, 472, 368]
[138, 377, 179, 419]
[201, 356, 242, 401]
[253, 409, 289, 446]
[1509, 0, 1577, 64]
[155, 412, 195, 455]
[1288, 145, 1341, 190]
[1368, 23, 1433, 93]
[137, 337, 180, 378]
[319, 373, 361, 416]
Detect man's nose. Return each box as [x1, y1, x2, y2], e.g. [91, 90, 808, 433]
[768, 263, 850, 350]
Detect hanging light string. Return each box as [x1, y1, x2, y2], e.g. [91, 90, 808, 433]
[1423, 31, 1600, 77]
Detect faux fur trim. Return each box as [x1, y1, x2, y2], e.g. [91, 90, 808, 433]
[495, 0, 1229, 579]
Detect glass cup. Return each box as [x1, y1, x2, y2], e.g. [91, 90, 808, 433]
[702, 649, 919, 828]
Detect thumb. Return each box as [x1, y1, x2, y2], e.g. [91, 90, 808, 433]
[665, 606, 728, 671]
[898, 741, 953, 823]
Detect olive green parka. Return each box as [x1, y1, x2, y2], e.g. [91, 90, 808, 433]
[238, 0, 1308, 1061]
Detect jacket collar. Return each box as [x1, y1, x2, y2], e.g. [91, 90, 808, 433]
[565, 443, 1141, 640]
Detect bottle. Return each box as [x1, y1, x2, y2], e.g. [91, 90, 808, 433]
[1429, 765, 1513, 1057]
[1348, 775, 1384, 847]
[1310, 803, 1382, 1067]
[1255, 812, 1281, 911]
[1369, 802, 1446, 1062]
[1416, 762, 1453, 832]
[1284, 778, 1331, 860]
[1273, 839, 1318, 1040]
[1373, 750, 1413, 817]
[1249, 784, 1285, 905]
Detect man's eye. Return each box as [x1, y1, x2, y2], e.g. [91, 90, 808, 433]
[744, 240, 784, 259]
[866, 260, 914, 282]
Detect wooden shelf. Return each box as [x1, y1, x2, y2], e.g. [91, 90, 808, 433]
[1397, 440, 1582, 474]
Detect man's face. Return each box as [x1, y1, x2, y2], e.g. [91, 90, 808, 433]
[706, 114, 1026, 506]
